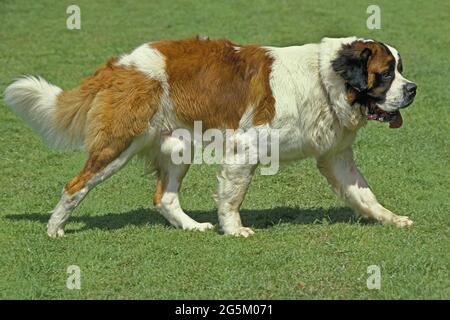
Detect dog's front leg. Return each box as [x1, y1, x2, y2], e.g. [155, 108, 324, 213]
[317, 148, 413, 227]
[216, 163, 257, 237]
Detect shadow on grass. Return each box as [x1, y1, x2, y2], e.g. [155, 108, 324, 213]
[4, 206, 372, 234]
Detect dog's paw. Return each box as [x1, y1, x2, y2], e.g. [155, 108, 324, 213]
[47, 225, 65, 238]
[184, 222, 215, 232]
[225, 227, 255, 238]
[391, 215, 413, 228]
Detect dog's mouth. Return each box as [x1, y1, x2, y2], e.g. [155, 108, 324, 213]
[364, 100, 403, 129]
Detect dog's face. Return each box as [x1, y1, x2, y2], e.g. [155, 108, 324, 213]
[332, 40, 417, 128]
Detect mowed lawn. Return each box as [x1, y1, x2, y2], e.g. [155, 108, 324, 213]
[0, 0, 449, 299]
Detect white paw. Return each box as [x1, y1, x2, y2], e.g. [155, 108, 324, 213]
[47, 225, 65, 238]
[226, 227, 255, 238]
[392, 215, 413, 228]
[183, 222, 215, 232]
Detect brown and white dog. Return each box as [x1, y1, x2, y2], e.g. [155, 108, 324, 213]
[4, 36, 417, 237]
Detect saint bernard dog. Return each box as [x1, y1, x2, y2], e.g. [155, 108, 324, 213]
[4, 36, 417, 237]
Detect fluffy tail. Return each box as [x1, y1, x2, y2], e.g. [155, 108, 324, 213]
[4, 76, 87, 150]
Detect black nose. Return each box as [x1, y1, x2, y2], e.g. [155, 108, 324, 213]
[405, 82, 417, 97]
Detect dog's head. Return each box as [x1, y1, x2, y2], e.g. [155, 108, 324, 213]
[332, 40, 416, 128]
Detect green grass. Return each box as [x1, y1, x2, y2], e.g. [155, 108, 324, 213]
[0, 0, 449, 299]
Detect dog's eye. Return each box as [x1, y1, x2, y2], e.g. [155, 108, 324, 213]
[382, 72, 392, 79]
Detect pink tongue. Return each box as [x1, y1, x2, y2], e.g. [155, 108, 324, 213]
[389, 112, 403, 129]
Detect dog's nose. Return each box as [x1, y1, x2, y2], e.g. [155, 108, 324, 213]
[405, 82, 417, 97]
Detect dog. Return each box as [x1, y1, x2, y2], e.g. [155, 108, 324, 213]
[4, 36, 417, 237]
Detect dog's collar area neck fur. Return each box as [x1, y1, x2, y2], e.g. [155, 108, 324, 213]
[318, 37, 366, 129]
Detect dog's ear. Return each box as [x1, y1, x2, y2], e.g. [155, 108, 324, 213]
[332, 43, 372, 92]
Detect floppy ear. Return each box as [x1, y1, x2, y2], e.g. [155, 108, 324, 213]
[332, 44, 372, 92]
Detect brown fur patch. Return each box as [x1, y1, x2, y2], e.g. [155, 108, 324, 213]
[153, 172, 166, 205]
[152, 38, 275, 129]
[61, 59, 163, 194]
[346, 88, 358, 105]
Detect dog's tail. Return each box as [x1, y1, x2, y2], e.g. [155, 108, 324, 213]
[4, 76, 89, 150]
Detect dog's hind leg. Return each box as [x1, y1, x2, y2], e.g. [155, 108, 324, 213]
[317, 148, 413, 227]
[43, 61, 163, 237]
[47, 137, 146, 237]
[153, 135, 214, 231]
